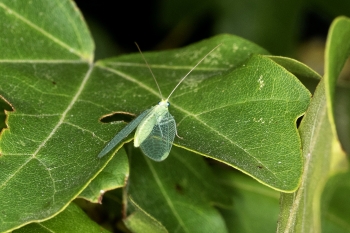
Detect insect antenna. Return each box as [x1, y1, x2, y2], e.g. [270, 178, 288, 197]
[166, 43, 222, 100]
[135, 42, 163, 99]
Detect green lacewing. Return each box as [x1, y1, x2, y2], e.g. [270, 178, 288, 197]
[98, 43, 221, 161]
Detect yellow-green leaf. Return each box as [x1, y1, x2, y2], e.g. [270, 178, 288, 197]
[277, 16, 350, 233]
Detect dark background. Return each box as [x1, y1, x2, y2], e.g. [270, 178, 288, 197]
[74, 0, 350, 63]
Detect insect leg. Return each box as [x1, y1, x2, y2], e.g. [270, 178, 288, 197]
[158, 114, 182, 139]
[174, 123, 183, 139]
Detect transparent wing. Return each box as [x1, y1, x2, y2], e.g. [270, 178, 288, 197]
[140, 111, 176, 161]
[98, 108, 152, 158]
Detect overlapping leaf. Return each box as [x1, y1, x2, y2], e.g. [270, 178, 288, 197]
[215, 167, 280, 233]
[124, 200, 168, 233]
[0, 0, 311, 231]
[79, 148, 129, 203]
[127, 147, 231, 233]
[277, 16, 349, 233]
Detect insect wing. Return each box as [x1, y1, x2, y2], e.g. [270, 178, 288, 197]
[134, 104, 168, 147]
[98, 108, 152, 158]
[140, 111, 176, 161]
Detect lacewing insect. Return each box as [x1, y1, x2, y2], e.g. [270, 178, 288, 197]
[98, 43, 221, 161]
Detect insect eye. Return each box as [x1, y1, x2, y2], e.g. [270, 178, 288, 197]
[167, 102, 170, 106]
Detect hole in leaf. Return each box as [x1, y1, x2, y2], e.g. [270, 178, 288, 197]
[0, 95, 14, 135]
[100, 112, 135, 123]
[296, 115, 304, 128]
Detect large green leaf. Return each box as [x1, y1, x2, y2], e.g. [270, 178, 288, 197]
[277, 16, 349, 233]
[0, 1, 96, 231]
[96, 48, 310, 192]
[13, 202, 109, 233]
[321, 17, 350, 232]
[127, 146, 231, 233]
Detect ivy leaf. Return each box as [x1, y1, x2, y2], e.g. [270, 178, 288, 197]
[277, 16, 350, 233]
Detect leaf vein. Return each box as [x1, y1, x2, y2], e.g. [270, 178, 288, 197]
[144, 156, 190, 233]
[0, 3, 83, 59]
[63, 122, 105, 142]
[0, 65, 94, 188]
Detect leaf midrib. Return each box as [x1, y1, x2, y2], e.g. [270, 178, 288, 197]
[0, 65, 94, 190]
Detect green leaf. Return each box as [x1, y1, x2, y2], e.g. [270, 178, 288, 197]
[124, 199, 168, 233]
[267, 55, 322, 94]
[216, 168, 280, 233]
[322, 18, 350, 231]
[335, 85, 350, 153]
[78, 148, 129, 203]
[326, 16, 350, 156]
[0, 1, 97, 231]
[80, 188, 124, 230]
[0, 0, 311, 230]
[277, 16, 349, 233]
[97, 41, 310, 192]
[13, 202, 109, 233]
[267, 56, 322, 80]
[127, 147, 231, 233]
[325, 16, 350, 131]
[322, 170, 350, 232]
[0, 0, 93, 61]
